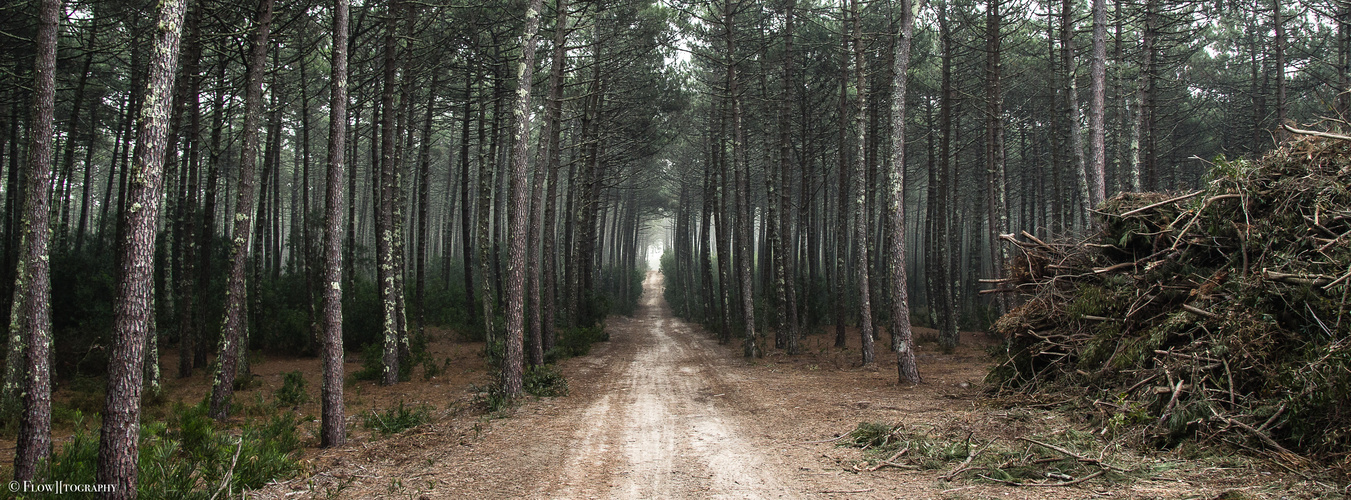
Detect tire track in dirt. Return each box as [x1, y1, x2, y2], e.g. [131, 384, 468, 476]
[551, 271, 797, 499]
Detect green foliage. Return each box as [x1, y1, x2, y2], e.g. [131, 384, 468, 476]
[251, 273, 316, 355]
[342, 278, 384, 350]
[274, 370, 309, 407]
[43, 403, 301, 498]
[471, 383, 515, 414]
[353, 342, 385, 381]
[523, 364, 568, 397]
[363, 401, 432, 436]
[421, 356, 449, 381]
[545, 326, 608, 363]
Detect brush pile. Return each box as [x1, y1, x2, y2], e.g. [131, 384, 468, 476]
[987, 131, 1351, 468]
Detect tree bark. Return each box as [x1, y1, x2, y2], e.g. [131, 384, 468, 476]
[377, 1, 403, 386]
[96, 0, 188, 492]
[890, 0, 924, 384]
[211, 0, 275, 420]
[539, 0, 570, 355]
[1089, 0, 1107, 207]
[503, 0, 545, 397]
[10, 0, 61, 480]
[321, 0, 350, 448]
[850, 0, 875, 365]
[779, 0, 800, 355]
[984, 0, 1010, 316]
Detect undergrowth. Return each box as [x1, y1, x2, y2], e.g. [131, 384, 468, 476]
[842, 422, 1137, 486]
[42, 403, 302, 498]
[363, 401, 433, 435]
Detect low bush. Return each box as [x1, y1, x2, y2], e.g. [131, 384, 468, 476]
[363, 401, 432, 435]
[45, 403, 302, 498]
[274, 370, 308, 407]
[523, 364, 568, 397]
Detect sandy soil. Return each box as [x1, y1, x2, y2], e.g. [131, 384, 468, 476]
[237, 272, 1336, 499]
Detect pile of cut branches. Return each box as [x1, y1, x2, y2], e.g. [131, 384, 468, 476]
[987, 131, 1351, 468]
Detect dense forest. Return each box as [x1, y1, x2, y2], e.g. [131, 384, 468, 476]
[0, 0, 1345, 494]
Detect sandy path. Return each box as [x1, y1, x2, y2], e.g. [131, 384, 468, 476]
[254, 271, 1320, 499]
[549, 271, 797, 499]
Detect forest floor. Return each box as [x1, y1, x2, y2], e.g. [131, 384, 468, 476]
[17, 272, 1336, 498]
[242, 271, 1338, 499]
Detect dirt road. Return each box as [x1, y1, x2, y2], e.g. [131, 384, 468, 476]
[259, 272, 1321, 499]
[549, 271, 798, 498]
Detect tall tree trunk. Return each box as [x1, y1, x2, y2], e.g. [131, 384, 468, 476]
[211, 0, 275, 420]
[197, 60, 227, 369]
[1340, 0, 1350, 120]
[477, 61, 498, 342]
[415, 71, 440, 350]
[377, 1, 403, 386]
[55, 40, 95, 250]
[95, 0, 188, 493]
[320, 0, 350, 448]
[1089, 0, 1107, 207]
[11, 0, 62, 480]
[1133, 0, 1156, 190]
[74, 80, 102, 254]
[1273, 0, 1287, 137]
[177, 2, 204, 379]
[833, 8, 850, 349]
[540, 0, 570, 354]
[779, 0, 800, 355]
[1061, 0, 1089, 227]
[985, 0, 1008, 316]
[850, 0, 875, 365]
[725, 0, 756, 358]
[934, 0, 958, 350]
[460, 79, 478, 328]
[503, 0, 545, 397]
[890, 0, 923, 384]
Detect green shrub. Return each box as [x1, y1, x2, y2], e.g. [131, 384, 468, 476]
[275, 370, 309, 407]
[43, 403, 301, 498]
[353, 342, 385, 381]
[421, 356, 449, 381]
[363, 401, 433, 436]
[471, 383, 515, 414]
[524, 365, 568, 397]
[546, 326, 608, 363]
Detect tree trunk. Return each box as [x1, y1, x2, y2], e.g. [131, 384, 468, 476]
[377, 2, 403, 386]
[890, 0, 923, 384]
[460, 79, 478, 328]
[934, 0, 958, 350]
[779, 0, 800, 355]
[477, 61, 498, 342]
[504, 0, 545, 397]
[1061, 0, 1088, 227]
[985, 0, 1009, 316]
[540, 0, 570, 354]
[320, 0, 350, 448]
[415, 71, 440, 349]
[1089, 0, 1107, 207]
[850, 0, 875, 365]
[834, 8, 850, 349]
[96, 0, 188, 493]
[1273, 0, 1286, 137]
[10, 0, 61, 480]
[211, 0, 275, 420]
[176, 2, 203, 379]
[197, 60, 227, 370]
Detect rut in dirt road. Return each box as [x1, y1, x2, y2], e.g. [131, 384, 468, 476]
[552, 271, 798, 499]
